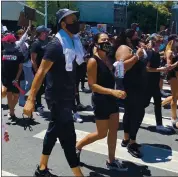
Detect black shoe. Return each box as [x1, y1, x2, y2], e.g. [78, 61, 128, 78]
[121, 139, 130, 147]
[7, 113, 17, 121]
[76, 104, 87, 111]
[76, 148, 82, 162]
[160, 90, 171, 98]
[127, 143, 142, 158]
[34, 165, 58, 177]
[106, 159, 128, 171]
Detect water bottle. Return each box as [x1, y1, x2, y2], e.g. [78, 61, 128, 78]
[114, 60, 124, 78]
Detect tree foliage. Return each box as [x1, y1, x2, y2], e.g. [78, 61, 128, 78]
[127, 2, 172, 33]
[26, 1, 78, 26]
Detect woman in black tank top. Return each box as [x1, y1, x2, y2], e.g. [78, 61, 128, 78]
[76, 33, 128, 171]
[165, 36, 178, 130]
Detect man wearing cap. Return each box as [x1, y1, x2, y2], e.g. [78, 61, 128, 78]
[30, 25, 50, 115]
[2, 34, 24, 120]
[24, 9, 84, 176]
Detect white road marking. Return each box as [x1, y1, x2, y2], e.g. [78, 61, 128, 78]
[2, 170, 18, 176]
[34, 129, 178, 174]
[79, 111, 172, 127]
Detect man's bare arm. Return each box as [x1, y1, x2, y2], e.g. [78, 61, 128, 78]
[31, 53, 38, 72]
[28, 59, 53, 101]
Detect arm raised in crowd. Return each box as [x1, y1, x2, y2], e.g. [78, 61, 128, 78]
[16, 26, 31, 48]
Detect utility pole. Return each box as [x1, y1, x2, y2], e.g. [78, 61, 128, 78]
[45, 0, 48, 27]
[156, 7, 159, 32]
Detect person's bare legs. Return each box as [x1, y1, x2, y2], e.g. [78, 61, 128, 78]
[76, 119, 109, 150]
[107, 113, 119, 163]
[169, 78, 178, 128]
[7, 92, 19, 116]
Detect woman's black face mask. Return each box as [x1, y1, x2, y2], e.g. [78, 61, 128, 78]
[96, 42, 113, 54]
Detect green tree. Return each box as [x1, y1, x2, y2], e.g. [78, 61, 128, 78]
[26, 1, 78, 26]
[127, 2, 172, 33]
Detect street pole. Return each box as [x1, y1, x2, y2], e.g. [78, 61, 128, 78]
[45, 0, 47, 27]
[156, 8, 158, 32]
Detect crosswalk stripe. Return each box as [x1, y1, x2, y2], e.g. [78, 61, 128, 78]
[79, 111, 172, 127]
[33, 129, 178, 174]
[2, 170, 18, 176]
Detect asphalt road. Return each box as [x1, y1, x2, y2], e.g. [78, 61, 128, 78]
[1, 84, 178, 177]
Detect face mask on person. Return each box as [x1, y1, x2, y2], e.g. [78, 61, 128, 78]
[96, 42, 112, 54]
[136, 27, 140, 32]
[65, 21, 80, 35]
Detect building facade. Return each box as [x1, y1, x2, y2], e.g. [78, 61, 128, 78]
[1, 1, 24, 31]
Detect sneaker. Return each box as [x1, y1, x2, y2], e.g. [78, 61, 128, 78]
[160, 90, 171, 98]
[76, 104, 87, 111]
[156, 125, 172, 133]
[36, 106, 44, 116]
[172, 119, 178, 133]
[73, 113, 83, 123]
[106, 159, 128, 171]
[127, 143, 142, 158]
[80, 88, 92, 93]
[76, 148, 82, 162]
[34, 165, 58, 177]
[7, 113, 17, 121]
[121, 139, 130, 147]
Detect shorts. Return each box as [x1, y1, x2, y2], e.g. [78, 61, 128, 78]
[2, 78, 19, 94]
[167, 70, 177, 80]
[92, 94, 119, 120]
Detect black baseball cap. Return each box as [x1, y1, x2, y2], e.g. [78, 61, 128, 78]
[56, 8, 79, 24]
[36, 25, 51, 33]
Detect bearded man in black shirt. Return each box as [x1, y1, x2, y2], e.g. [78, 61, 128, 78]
[24, 9, 84, 177]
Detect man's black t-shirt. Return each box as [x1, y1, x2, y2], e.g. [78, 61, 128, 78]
[43, 37, 76, 105]
[31, 39, 48, 67]
[2, 47, 24, 85]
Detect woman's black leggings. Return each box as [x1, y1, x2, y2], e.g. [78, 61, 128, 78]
[123, 90, 145, 141]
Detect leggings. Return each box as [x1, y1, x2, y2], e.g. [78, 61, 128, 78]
[42, 102, 79, 168]
[123, 90, 145, 141]
[144, 83, 162, 126]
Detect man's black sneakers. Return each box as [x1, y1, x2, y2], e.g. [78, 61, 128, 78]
[127, 143, 143, 158]
[34, 165, 58, 177]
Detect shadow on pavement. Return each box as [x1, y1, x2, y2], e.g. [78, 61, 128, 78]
[140, 143, 172, 164]
[140, 125, 175, 135]
[81, 161, 151, 177]
[6, 116, 40, 131]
